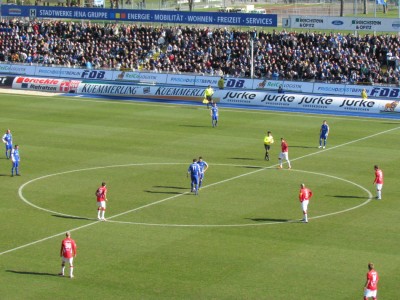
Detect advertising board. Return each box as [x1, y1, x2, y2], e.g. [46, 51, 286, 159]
[35, 66, 62, 77]
[253, 79, 314, 93]
[77, 83, 206, 101]
[113, 71, 168, 84]
[60, 68, 114, 80]
[289, 16, 400, 32]
[12, 76, 80, 93]
[1, 6, 277, 27]
[0, 76, 15, 88]
[166, 74, 197, 86]
[8, 74, 399, 115]
[6, 65, 36, 75]
[217, 90, 399, 114]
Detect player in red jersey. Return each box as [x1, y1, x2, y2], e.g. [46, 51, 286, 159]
[299, 183, 312, 223]
[364, 262, 379, 300]
[373, 165, 383, 200]
[278, 138, 291, 169]
[59, 231, 77, 278]
[96, 182, 108, 221]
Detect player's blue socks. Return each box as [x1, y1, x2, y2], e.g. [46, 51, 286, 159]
[191, 183, 199, 194]
[11, 167, 18, 176]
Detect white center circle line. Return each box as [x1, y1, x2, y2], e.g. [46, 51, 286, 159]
[7, 126, 395, 256]
[18, 163, 372, 227]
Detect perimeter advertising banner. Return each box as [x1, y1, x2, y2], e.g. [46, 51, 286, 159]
[59, 68, 115, 80]
[0, 76, 15, 88]
[12, 76, 80, 93]
[0, 64, 36, 75]
[112, 71, 168, 83]
[253, 79, 314, 93]
[1, 6, 277, 27]
[288, 16, 400, 32]
[4, 64, 400, 100]
[35, 66, 63, 77]
[217, 90, 399, 114]
[10, 75, 400, 114]
[76, 82, 400, 114]
[77, 83, 206, 101]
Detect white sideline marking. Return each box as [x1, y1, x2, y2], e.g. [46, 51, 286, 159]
[1, 126, 399, 256]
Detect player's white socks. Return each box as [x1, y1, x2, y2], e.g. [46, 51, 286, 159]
[70, 266, 74, 277]
[377, 190, 382, 199]
[304, 214, 308, 222]
[61, 266, 65, 275]
[97, 210, 101, 219]
[101, 210, 105, 219]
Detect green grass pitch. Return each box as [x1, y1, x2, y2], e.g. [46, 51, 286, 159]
[0, 93, 399, 299]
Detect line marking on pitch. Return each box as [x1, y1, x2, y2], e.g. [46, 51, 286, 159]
[18, 164, 372, 228]
[2, 126, 398, 256]
[105, 168, 373, 227]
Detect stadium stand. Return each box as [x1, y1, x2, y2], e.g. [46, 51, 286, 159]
[0, 19, 399, 84]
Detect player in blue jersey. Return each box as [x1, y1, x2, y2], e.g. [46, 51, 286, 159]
[318, 120, 330, 149]
[11, 144, 20, 176]
[210, 102, 219, 127]
[2, 129, 13, 159]
[187, 158, 201, 195]
[197, 156, 209, 189]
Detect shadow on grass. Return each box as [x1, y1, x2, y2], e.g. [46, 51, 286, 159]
[229, 157, 257, 161]
[179, 124, 209, 128]
[145, 190, 183, 195]
[290, 145, 318, 149]
[246, 218, 290, 222]
[153, 185, 187, 190]
[329, 195, 368, 199]
[236, 165, 263, 169]
[6, 270, 59, 277]
[52, 215, 91, 220]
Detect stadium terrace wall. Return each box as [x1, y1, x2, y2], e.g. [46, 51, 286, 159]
[8, 76, 400, 117]
[1, 64, 400, 99]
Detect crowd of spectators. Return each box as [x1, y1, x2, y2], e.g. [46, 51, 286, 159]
[0, 18, 400, 85]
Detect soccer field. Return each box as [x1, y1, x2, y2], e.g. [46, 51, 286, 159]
[0, 93, 399, 299]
